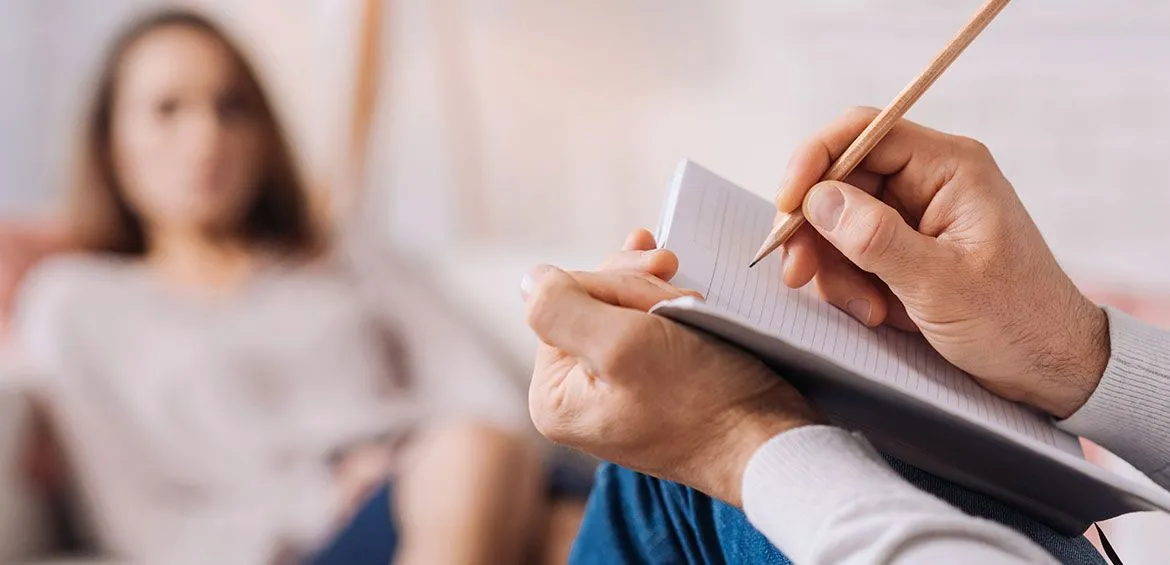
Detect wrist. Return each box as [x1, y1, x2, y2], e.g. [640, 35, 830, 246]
[706, 399, 824, 507]
[1028, 296, 1110, 419]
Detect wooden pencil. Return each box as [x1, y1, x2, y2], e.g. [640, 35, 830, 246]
[750, 0, 1013, 268]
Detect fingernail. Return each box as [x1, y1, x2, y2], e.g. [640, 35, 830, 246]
[846, 298, 871, 325]
[520, 265, 553, 300]
[806, 184, 845, 231]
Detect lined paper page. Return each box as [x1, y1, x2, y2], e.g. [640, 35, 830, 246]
[659, 162, 1082, 456]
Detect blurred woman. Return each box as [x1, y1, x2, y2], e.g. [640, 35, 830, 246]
[13, 10, 578, 564]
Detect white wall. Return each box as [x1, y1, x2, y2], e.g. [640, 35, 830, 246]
[0, 0, 354, 219]
[0, 0, 45, 216]
[368, 0, 1170, 290]
[0, 0, 142, 217]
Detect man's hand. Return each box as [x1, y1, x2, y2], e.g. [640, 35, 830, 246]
[523, 231, 822, 506]
[777, 107, 1109, 418]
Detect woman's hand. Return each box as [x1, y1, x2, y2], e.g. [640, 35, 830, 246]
[523, 230, 822, 506]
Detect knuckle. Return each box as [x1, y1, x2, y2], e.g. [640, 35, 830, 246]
[953, 135, 992, 160]
[850, 206, 898, 270]
[949, 136, 1007, 189]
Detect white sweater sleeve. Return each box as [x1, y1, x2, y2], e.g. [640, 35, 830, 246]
[741, 306, 1170, 563]
[1058, 307, 1170, 488]
[741, 426, 1058, 565]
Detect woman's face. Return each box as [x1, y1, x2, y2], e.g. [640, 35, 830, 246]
[110, 26, 268, 237]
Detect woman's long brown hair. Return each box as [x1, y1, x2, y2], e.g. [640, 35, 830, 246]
[68, 8, 321, 257]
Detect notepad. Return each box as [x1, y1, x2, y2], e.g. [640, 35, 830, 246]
[652, 160, 1170, 533]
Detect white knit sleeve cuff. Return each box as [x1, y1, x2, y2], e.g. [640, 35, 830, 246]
[741, 425, 941, 561]
[1058, 307, 1170, 481]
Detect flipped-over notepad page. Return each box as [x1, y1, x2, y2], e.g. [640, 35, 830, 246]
[655, 160, 1084, 458]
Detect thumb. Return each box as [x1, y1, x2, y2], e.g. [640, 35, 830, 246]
[802, 180, 939, 289]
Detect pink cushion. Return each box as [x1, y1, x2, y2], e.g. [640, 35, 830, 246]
[1082, 287, 1170, 329]
[0, 223, 70, 334]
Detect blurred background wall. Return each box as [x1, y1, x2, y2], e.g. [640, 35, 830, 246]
[1, 0, 1169, 561]
[365, 0, 1170, 291]
[5, 0, 1169, 286]
[0, 0, 353, 218]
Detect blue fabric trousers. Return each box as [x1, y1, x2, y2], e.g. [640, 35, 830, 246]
[570, 460, 1107, 564]
[307, 460, 594, 564]
[308, 484, 398, 565]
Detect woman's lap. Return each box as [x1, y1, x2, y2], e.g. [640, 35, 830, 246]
[570, 460, 1106, 565]
[307, 457, 595, 565]
[308, 483, 399, 565]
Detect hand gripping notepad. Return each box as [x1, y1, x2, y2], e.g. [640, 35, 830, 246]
[651, 160, 1170, 534]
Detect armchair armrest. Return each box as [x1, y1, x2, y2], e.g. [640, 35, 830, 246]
[0, 356, 53, 562]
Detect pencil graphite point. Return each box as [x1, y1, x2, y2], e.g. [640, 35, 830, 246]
[748, 240, 774, 268]
[749, 228, 786, 268]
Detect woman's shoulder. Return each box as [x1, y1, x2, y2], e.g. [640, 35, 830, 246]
[11, 254, 136, 371]
[16, 254, 136, 324]
[24, 252, 131, 294]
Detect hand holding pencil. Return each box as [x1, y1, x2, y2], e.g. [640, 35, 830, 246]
[751, 0, 1013, 267]
[767, 105, 1110, 420]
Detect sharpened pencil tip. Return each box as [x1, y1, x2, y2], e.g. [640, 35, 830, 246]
[749, 236, 778, 268]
